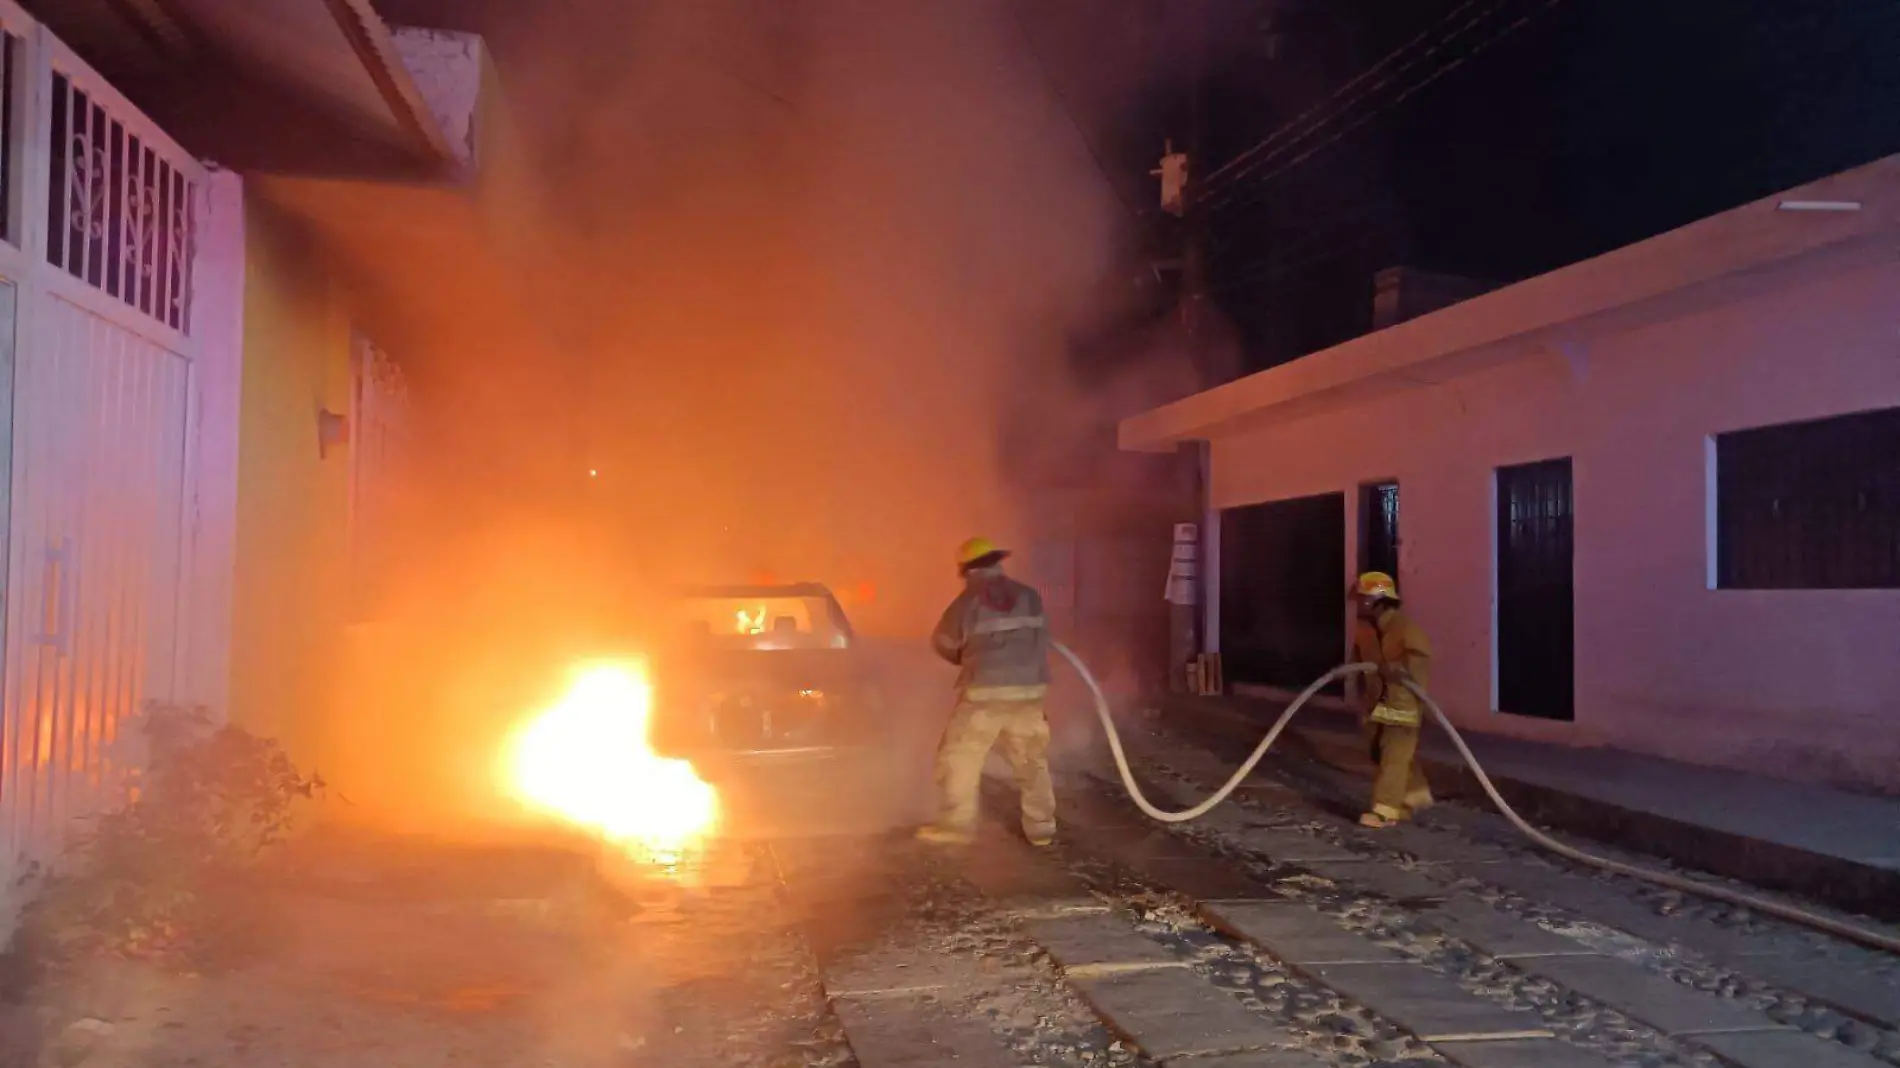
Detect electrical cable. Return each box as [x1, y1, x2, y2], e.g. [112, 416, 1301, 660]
[1051, 641, 1900, 956]
[1200, 0, 1501, 196]
[1005, 0, 1143, 221]
[1200, 0, 1563, 220]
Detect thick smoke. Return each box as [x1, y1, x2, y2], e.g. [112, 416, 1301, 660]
[321, 0, 1217, 824]
[515, 0, 1121, 631]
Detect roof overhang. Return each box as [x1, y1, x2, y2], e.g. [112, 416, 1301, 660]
[1120, 154, 1900, 452]
[254, 169, 552, 380]
[27, 0, 459, 177]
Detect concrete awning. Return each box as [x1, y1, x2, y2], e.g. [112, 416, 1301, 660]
[28, 0, 457, 176]
[256, 172, 556, 373]
[1120, 154, 1900, 452]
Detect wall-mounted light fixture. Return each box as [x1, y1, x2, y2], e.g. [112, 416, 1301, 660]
[318, 408, 349, 459]
[1776, 199, 1863, 213]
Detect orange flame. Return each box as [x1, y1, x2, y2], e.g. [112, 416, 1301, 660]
[735, 605, 767, 634]
[504, 661, 718, 861]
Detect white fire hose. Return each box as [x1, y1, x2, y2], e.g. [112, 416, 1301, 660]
[1051, 642, 1900, 956]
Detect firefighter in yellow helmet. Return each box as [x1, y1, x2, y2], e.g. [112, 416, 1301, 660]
[1350, 572, 1434, 828]
[916, 537, 1057, 847]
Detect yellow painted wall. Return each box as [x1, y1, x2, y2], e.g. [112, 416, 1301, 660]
[228, 192, 353, 764]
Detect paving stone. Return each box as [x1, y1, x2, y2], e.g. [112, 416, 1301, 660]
[1508, 955, 1783, 1035]
[1099, 829, 1224, 864]
[1201, 902, 1405, 964]
[1230, 826, 1362, 862]
[1070, 966, 1307, 1059]
[1301, 962, 1550, 1041]
[1301, 859, 1452, 902]
[1690, 1027, 1898, 1068]
[831, 995, 1021, 1067]
[781, 875, 905, 910]
[1432, 1037, 1625, 1068]
[1060, 793, 1157, 830]
[1130, 856, 1282, 900]
[1235, 781, 1304, 800]
[1726, 955, 1900, 1028]
[1156, 1049, 1323, 1067]
[1416, 807, 1518, 840]
[1022, 914, 1180, 970]
[1380, 824, 1515, 864]
[824, 945, 1021, 998]
[960, 843, 1095, 906]
[1469, 863, 1900, 1027]
[799, 897, 918, 968]
[1463, 863, 1686, 942]
[1420, 901, 1596, 958]
[771, 836, 896, 879]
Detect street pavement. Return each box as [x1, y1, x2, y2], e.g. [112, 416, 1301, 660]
[12, 713, 1900, 1068]
[778, 718, 1900, 1068]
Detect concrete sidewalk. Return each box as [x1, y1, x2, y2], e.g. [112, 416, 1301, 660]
[1157, 692, 1900, 920]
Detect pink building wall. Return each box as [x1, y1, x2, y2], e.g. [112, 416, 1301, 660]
[1208, 256, 1900, 790]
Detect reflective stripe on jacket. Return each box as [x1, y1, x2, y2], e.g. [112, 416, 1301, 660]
[1351, 606, 1432, 723]
[932, 569, 1050, 701]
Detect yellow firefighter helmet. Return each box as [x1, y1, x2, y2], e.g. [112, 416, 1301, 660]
[957, 537, 1008, 568]
[1353, 571, 1399, 601]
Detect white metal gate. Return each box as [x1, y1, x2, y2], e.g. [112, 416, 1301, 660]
[0, 4, 207, 861]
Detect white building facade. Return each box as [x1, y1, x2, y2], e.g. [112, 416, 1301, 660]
[0, 1, 244, 862]
[1123, 156, 1900, 791]
[0, 0, 487, 913]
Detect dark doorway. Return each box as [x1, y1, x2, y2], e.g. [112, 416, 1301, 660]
[1496, 458, 1575, 721]
[1220, 493, 1346, 691]
[1359, 481, 1400, 582]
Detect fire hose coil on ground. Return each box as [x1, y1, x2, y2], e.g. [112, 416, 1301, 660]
[1050, 642, 1900, 956]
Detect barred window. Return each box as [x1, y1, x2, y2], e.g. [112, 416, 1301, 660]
[1359, 481, 1399, 580]
[47, 70, 195, 332]
[1715, 407, 1900, 590]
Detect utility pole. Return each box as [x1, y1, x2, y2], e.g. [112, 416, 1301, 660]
[1155, 3, 1214, 695]
[1184, 6, 1215, 695]
[1179, 0, 1228, 388]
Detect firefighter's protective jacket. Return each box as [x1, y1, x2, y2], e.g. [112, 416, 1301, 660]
[1351, 606, 1432, 726]
[932, 568, 1051, 702]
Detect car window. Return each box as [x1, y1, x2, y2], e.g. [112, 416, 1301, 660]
[673, 595, 849, 650]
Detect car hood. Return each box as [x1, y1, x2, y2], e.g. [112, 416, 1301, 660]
[654, 648, 862, 691]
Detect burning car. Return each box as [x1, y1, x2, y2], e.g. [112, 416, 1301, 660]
[645, 583, 887, 773]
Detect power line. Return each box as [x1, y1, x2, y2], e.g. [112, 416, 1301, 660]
[1005, 0, 1143, 220]
[1209, 114, 1573, 305]
[1202, 0, 1563, 222]
[1199, 0, 1548, 215]
[1198, 0, 1513, 205]
[1199, 0, 1493, 192]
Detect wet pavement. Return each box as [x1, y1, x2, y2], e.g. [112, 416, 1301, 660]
[14, 716, 1900, 1068]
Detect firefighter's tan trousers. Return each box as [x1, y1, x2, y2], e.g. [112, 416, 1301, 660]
[932, 699, 1056, 839]
[1366, 721, 1433, 821]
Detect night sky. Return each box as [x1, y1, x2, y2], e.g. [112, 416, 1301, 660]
[378, 0, 1900, 384]
[1181, 0, 1900, 374]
